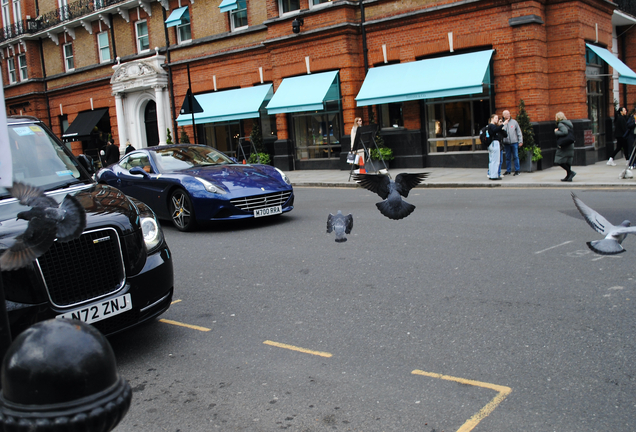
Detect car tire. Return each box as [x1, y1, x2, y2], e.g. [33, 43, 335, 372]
[170, 188, 197, 232]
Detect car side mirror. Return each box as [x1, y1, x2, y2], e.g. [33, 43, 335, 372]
[129, 166, 151, 178]
[230, 157, 239, 164]
[77, 154, 95, 174]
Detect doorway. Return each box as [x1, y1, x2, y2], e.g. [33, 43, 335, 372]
[144, 100, 159, 147]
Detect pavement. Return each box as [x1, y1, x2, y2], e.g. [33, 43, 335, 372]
[286, 158, 636, 188]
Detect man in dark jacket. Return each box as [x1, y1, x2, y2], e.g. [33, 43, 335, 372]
[608, 107, 628, 166]
[102, 139, 120, 166]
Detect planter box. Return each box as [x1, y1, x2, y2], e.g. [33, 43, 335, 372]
[367, 159, 390, 173]
[519, 150, 537, 172]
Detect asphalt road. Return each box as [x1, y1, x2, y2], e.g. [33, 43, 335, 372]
[109, 187, 636, 432]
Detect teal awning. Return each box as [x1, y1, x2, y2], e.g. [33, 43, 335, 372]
[355, 50, 495, 106]
[219, 0, 238, 13]
[176, 84, 274, 126]
[165, 6, 188, 27]
[586, 43, 636, 86]
[266, 70, 340, 114]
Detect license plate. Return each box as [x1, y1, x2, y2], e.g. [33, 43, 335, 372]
[56, 294, 132, 325]
[254, 205, 282, 218]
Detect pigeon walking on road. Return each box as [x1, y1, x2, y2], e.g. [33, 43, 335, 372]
[0, 182, 86, 271]
[571, 192, 636, 255]
[353, 173, 429, 220]
[326, 210, 353, 243]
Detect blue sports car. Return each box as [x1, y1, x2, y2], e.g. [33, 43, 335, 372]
[96, 144, 294, 231]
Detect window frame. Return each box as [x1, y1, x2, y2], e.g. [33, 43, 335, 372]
[18, 53, 26, 81]
[7, 56, 16, 84]
[63, 42, 74, 71]
[230, 0, 247, 31]
[97, 31, 110, 63]
[176, 9, 191, 43]
[135, 20, 150, 53]
[278, 0, 300, 16]
[309, 0, 331, 9]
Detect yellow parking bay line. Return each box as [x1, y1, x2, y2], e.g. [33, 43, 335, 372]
[263, 340, 332, 358]
[412, 370, 511, 432]
[171, 299, 182, 305]
[159, 319, 211, 332]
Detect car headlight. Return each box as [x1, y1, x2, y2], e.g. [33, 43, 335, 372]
[275, 168, 291, 185]
[195, 177, 226, 194]
[141, 215, 163, 253]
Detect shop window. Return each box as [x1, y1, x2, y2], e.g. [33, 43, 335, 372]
[380, 103, 403, 129]
[7, 56, 15, 84]
[279, 0, 299, 15]
[425, 96, 491, 153]
[231, 0, 247, 30]
[97, 31, 110, 63]
[177, 10, 191, 43]
[136, 20, 149, 53]
[63, 43, 74, 71]
[586, 45, 607, 150]
[292, 112, 341, 161]
[259, 108, 277, 139]
[203, 122, 242, 159]
[59, 114, 69, 136]
[18, 54, 27, 80]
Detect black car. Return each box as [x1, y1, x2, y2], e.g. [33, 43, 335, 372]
[0, 116, 174, 338]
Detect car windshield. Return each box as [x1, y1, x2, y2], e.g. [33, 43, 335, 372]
[0, 122, 92, 199]
[153, 146, 234, 172]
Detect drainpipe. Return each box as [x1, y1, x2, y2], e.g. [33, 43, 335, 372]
[161, 7, 176, 139]
[360, 0, 371, 120]
[621, 31, 627, 108]
[38, 37, 51, 129]
[109, 13, 117, 60]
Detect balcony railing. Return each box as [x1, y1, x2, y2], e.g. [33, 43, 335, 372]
[0, 0, 129, 43]
[616, 0, 636, 19]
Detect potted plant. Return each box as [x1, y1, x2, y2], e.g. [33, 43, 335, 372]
[368, 142, 394, 172]
[517, 99, 542, 172]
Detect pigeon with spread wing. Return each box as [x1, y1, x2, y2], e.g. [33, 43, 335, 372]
[327, 210, 353, 243]
[571, 192, 636, 255]
[0, 182, 86, 271]
[353, 173, 429, 220]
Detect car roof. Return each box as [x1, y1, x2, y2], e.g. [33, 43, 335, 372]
[144, 144, 207, 153]
[6, 115, 41, 126]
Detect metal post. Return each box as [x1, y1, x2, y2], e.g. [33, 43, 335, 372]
[187, 63, 198, 144]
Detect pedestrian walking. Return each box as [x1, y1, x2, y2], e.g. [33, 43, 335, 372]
[487, 114, 506, 180]
[124, 140, 136, 155]
[554, 111, 576, 182]
[101, 138, 120, 166]
[501, 109, 523, 176]
[608, 107, 628, 166]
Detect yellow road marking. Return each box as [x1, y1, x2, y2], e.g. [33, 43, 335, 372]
[263, 340, 332, 358]
[159, 319, 211, 332]
[171, 299, 182, 304]
[412, 370, 511, 432]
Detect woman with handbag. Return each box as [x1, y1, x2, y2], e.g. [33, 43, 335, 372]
[554, 111, 576, 182]
[349, 117, 365, 172]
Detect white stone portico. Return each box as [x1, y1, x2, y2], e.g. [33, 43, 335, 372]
[110, 49, 170, 149]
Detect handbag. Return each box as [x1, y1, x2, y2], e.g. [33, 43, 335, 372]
[346, 152, 356, 164]
[557, 128, 575, 148]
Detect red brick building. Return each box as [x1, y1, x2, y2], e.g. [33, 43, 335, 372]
[2, 0, 635, 171]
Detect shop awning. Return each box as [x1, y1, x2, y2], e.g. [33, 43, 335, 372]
[62, 108, 109, 140]
[218, 0, 238, 13]
[355, 50, 495, 107]
[586, 43, 636, 86]
[165, 6, 188, 27]
[176, 84, 273, 126]
[266, 70, 339, 114]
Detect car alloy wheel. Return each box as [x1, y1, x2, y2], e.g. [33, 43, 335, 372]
[170, 189, 196, 231]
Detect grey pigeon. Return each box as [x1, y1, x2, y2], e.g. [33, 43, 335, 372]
[0, 182, 86, 271]
[571, 192, 636, 255]
[326, 210, 353, 243]
[353, 173, 429, 220]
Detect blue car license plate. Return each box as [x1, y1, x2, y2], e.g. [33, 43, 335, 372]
[254, 205, 282, 218]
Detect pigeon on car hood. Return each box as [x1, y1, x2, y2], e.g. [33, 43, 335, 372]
[571, 192, 636, 255]
[0, 182, 86, 270]
[327, 210, 353, 243]
[353, 173, 429, 220]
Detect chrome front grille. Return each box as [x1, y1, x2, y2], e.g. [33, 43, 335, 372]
[230, 191, 292, 212]
[37, 227, 126, 308]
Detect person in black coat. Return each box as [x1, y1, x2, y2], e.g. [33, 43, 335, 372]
[486, 114, 506, 180]
[608, 107, 628, 166]
[101, 139, 120, 166]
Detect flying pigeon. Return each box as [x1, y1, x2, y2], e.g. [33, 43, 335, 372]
[353, 173, 429, 220]
[571, 192, 636, 255]
[326, 210, 353, 243]
[0, 182, 86, 271]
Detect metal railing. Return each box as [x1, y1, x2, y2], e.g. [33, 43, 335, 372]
[0, 0, 129, 43]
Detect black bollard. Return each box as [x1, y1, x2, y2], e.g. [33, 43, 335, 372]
[0, 319, 131, 432]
